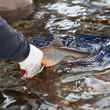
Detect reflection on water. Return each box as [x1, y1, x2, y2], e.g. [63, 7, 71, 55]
[1, 0, 110, 110]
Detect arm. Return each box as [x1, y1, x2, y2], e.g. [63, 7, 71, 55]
[0, 16, 30, 61]
[0, 17, 43, 78]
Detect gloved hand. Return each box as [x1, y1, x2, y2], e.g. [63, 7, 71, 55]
[19, 44, 43, 78]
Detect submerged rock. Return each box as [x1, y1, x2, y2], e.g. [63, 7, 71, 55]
[38, 103, 58, 110]
[47, 2, 87, 17]
[85, 77, 110, 94]
[0, 89, 60, 110]
[0, 92, 5, 104]
[46, 17, 80, 32]
[65, 93, 80, 102]
[80, 104, 94, 110]
[59, 34, 108, 54]
[30, 34, 109, 55]
[54, 73, 110, 109]
[30, 34, 54, 48]
[95, 96, 110, 109]
[54, 38, 110, 75]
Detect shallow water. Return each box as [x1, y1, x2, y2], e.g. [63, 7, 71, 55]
[1, 0, 110, 110]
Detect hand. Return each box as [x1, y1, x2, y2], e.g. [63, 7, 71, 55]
[19, 44, 43, 78]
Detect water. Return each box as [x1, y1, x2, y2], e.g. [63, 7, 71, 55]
[1, 0, 110, 110]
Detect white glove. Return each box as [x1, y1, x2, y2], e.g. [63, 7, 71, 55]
[19, 44, 43, 78]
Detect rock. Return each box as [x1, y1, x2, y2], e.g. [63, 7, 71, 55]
[0, 0, 33, 22]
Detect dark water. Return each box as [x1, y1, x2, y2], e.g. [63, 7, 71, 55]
[1, 0, 110, 110]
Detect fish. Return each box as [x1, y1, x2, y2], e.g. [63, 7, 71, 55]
[30, 34, 110, 69]
[41, 46, 88, 66]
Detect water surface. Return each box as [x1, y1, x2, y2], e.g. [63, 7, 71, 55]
[1, 0, 110, 109]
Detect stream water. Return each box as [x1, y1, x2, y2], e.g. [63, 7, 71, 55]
[1, 0, 110, 110]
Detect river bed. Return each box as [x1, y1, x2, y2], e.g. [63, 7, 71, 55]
[1, 0, 110, 110]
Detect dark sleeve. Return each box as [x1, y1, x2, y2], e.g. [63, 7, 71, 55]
[0, 16, 30, 62]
